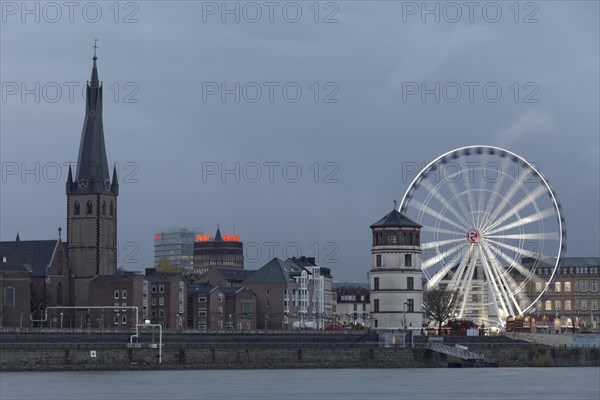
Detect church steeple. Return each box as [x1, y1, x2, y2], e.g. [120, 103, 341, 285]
[68, 42, 111, 195]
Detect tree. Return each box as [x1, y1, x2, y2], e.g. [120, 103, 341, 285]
[156, 258, 184, 274]
[424, 286, 462, 334]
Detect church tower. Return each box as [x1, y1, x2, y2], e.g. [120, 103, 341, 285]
[369, 207, 423, 331]
[66, 45, 118, 304]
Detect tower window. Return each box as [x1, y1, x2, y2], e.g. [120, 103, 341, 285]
[376, 255, 382, 267]
[102, 201, 106, 215]
[374, 277, 380, 290]
[109, 202, 114, 216]
[86, 200, 93, 215]
[405, 254, 412, 267]
[402, 232, 412, 245]
[374, 299, 379, 312]
[407, 277, 414, 290]
[4, 287, 15, 307]
[74, 201, 80, 215]
[406, 299, 414, 312]
[386, 233, 397, 245]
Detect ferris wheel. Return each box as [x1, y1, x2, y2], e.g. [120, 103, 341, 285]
[399, 145, 566, 327]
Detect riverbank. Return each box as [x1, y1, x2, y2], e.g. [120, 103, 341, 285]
[1, 345, 598, 371]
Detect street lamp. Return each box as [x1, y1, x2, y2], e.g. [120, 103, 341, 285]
[403, 303, 407, 333]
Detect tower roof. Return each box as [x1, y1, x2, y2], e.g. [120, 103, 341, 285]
[70, 47, 112, 195]
[370, 209, 421, 229]
[214, 228, 223, 241]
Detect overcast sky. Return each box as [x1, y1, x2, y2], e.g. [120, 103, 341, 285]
[1, 1, 598, 282]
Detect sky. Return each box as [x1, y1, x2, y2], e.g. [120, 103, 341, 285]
[1, 0, 599, 282]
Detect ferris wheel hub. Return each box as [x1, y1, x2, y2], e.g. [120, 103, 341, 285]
[466, 229, 480, 243]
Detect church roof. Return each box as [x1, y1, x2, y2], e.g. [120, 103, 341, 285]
[0, 238, 65, 276]
[67, 50, 117, 195]
[370, 209, 421, 229]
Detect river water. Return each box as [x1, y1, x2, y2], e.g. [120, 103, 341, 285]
[1, 368, 599, 400]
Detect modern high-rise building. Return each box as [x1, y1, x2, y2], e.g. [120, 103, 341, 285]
[154, 228, 197, 272]
[193, 228, 243, 274]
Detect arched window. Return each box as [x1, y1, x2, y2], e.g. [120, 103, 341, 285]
[56, 283, 63, 306]
[74, 201, 80, 215]
[109, 202, 114, 216]
[402, 232, 412, 245]
[4, 287, 15, 307]
[102, 201, 106, 215]
[86, 200, 93, 215]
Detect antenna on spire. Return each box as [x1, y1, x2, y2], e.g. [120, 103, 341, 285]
[92, 38, 99, 60]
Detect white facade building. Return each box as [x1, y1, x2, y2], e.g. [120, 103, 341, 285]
[369, 209, 424, 331]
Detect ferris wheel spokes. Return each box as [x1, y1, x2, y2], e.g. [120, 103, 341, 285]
[484, 207, 557, 235]
[481, 242, 524, 316]
[411, 198, 469, 232]
[419, 179, 472, 231]
[483, 185, 548, 233]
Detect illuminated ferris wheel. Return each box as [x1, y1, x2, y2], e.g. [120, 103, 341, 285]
[400, 145, 566, 327]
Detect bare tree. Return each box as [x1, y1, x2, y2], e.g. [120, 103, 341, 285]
[424, 286, 462, 334]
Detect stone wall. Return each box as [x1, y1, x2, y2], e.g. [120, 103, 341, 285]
[1, 345, 597, 371]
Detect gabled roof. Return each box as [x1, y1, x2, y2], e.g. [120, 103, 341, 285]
[0, 238, 65, 277]
[146, 272, 186, 283]
[243, 258, 305, 284]
[90, 274, 145, 283]
[370, 209, 421, 229]
[214, 267, 254, 281]
[0, 251, 31, 273]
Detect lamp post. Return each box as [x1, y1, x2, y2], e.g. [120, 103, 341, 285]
[403, 303, 407, 333]
[60, 312, 63, 329]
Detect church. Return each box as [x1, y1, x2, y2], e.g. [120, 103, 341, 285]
[0, 47, 118, 326]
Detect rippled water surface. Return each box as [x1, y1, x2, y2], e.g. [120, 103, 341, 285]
[1, 367, 599, 400]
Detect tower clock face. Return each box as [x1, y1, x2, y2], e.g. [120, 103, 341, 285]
[78, 178, 89, 189]
[104, 179, 111, 190]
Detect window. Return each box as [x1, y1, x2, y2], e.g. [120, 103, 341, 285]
[102, 201, 106, 215]
[198, 296, 207, 303]
[218, 307, 223, 316]
[580, 300, 588, 310]
[554, 300, 561, 311]
[580, 281, 588, 292]
[374, 277, 380, 290]
[121, 302, 127, 311]
[592, 281, 598, 292]
[159, 297, 164, 306]
[114, 290, 119, 299]
[86, 200, 92, 215]
[353, 304, 357, 311]
[376, 255, 382, 267]
[198, 310, 207, 317]
[122, 315, 127, 325]
[266, 300, 270, 307]
[114, 302, 119, 311]
[266, 289, 270, 295]
[545, 300, 552, 311]
[241, 302, 252, 315]
[4, 288, 14, 307]
[159, 310, 164, 317]
[114, 316, 119, 325]
[407, 299, 414, 312]
[152, 285, 156, 294]
[151, 310, 156, 318]
[151, 298, 156, 306]
[407, 277, 414, 290]
[386, 233, 397, 245]
[565, 300, 572, 311]
[109, 202, 114, 216]
[374, 319, 378, 328]
[405, 254, 412, 267]
[555, 282, 561, 292]
[535, 282, 542, 292]
[218, 320, 223, 329]
[564, 282, 571, 292]
[218, 294, 224, 302]
[374, 299, 379, 312]
[402, 232, 412, 245]
[592, 300, 598, 311]
[122, 290, 127, 299]
[73, 201, 80, 215]
[362, 303, 366, 311]
[536, 301, 542, 311]
[159, 285, 165, 293]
